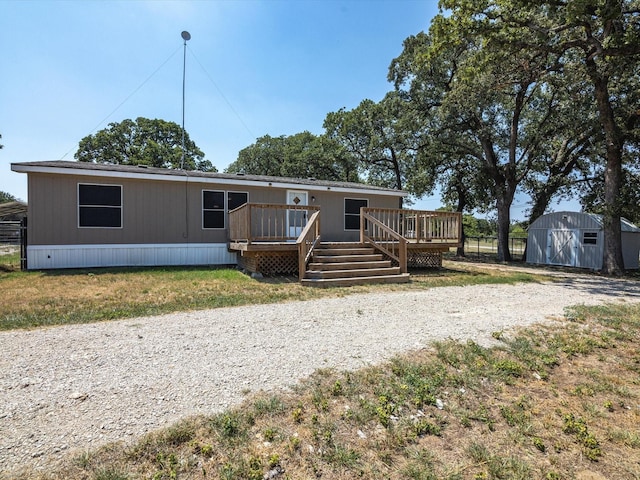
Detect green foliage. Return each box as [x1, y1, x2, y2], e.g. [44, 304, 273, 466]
[562, 413, 602, 461]
[94, 469, 130, 480]
[226, 131, 359, 182]
[323, 92, 422, 195]
[209, 411, 252, 443]
[75, 117, 215, 172]
[252, 394, 286, 416]
[414, 418, 442, 437]
[159, 421, 195, 446]
[153, 452, 178, 479]
[532, 437, 546, 453]
[580, 164, 640, 225]
[0, 191, 17, 204]
[463, 214, 497, 237]
[388, 0, 640, 267]
[219, 454, 263, 480]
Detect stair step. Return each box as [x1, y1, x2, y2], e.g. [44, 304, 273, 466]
[301, 273, 411, 288]
[312, 254, 384, 263]
[305, 267, 401, 279]
[318, 242, 369, 248]
[301, 242, 410, 287]
[307, 260, 392, 271]
[313, 247, 376, 256]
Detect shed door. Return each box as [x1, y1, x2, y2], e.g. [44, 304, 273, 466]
[546, 229, 578, 266]
[286, 190, 308, 239]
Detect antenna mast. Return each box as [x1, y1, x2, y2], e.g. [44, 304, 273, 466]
[180, 30, 191, 169]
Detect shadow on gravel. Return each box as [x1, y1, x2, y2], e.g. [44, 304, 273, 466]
[550, 275, 640, 299]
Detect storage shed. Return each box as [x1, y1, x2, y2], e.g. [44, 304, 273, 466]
[526, 211, 640, 270]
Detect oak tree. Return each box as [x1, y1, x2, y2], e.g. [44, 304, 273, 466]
[226, 131, 359, 183]
[436, 0, 640, 272]
[75, 117, 215, 172]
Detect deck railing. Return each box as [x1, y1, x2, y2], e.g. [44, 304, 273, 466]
[361, 211, 408, 273]
[296, 210, 321, 280]
[362, 208, 462, 244]
[228, 203, 321, 243]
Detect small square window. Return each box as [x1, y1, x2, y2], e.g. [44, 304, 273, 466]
[583, 232, 598, 245]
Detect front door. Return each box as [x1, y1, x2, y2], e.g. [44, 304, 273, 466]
[286, 190, 308, 239]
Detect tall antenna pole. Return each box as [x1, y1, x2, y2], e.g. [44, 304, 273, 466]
[180, 31, 191, 170]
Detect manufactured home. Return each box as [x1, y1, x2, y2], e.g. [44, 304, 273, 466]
[526, 211, 640, 270]
[11, 161, 462, 285]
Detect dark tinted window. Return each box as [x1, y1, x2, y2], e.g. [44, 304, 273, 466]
[203, 191, 225, 210]
[228, 192, 248, 211]
[203, 190, 225, 229]
[78, 184, 122, 228]
[345, 198, 368, 230]
[583, 232, 598, 245]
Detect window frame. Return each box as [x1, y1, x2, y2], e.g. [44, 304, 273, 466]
[202, 190, 226, 230]
[227, 191, 249, 213]
[583, 231, 598, 245]
[344, 197, 368, 231]
[77, 183, 123, 229]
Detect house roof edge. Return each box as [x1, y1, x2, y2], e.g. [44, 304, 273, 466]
[11, 160, 408, 197]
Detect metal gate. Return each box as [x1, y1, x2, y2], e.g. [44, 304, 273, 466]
[20, 217, 27, 270]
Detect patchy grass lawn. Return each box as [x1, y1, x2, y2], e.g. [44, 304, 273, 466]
[0, 257, 546, 331]
[14, 303, 640, 480]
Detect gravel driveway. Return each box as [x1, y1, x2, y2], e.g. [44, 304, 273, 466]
[2, 273, 639, 475]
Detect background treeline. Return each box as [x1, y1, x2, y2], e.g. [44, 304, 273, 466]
[226, 1, 640, 273]
[52, 1, 640, 274]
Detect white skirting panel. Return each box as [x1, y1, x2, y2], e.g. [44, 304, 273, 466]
[27, 244, 238, 270]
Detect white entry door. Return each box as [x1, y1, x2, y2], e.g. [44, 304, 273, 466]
[286, 190, 308, 239]
[546, 229, 578, 266]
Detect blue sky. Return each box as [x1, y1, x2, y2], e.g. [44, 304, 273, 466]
[0, 0, 573, 219]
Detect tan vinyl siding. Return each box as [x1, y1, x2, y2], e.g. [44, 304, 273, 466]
[27, 172, 403, 246]
[314, 192, 398, 242]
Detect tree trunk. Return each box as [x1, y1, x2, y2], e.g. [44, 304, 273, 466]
[457, 231, 466, 257]
[586, 58, 625, 275]
[602, 149, 625, 274]
[496, 196, 512, 262]
[481, 138, 514, 263]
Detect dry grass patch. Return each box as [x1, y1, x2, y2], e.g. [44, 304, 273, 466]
[0, 267, 325, 330]
[15, 303, 640, 480]
[0, 260, 547, 331]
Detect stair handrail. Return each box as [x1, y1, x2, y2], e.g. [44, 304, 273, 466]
[296, 210, 321, 280]
[361, 211, 408, 273]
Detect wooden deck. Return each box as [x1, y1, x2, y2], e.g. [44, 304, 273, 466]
[228, 204, 462, 285]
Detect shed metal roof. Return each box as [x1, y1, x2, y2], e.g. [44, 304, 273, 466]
[529, 211, 640, 233]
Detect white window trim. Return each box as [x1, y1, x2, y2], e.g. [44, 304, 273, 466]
[227, 191, 249, 212]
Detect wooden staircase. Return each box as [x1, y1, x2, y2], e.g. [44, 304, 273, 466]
[300, 242, 410, 287]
